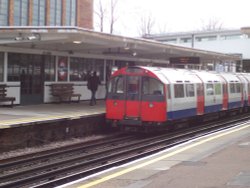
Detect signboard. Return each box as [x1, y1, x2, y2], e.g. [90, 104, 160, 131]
[58, 57, 68, 81]
[170, 57, 200, 65]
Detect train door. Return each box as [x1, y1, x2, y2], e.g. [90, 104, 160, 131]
[140, 76, 166, 122]
[125, 75, 141, 119]
[205, 82, 217, 113]
[222, 83, 228, 110]
[106, 75, 125, 120]
[196, 83, 204, 115]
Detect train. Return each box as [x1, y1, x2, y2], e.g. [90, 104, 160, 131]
[106, 66, 250, 131]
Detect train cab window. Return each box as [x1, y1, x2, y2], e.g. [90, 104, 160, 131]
[174, 84, 184, 98]
[186, 84, 195, 97]
[127, 76, 139, 94]
[142, 77, 164, 95]
[108, 76, 124, 94]
[206, 84, 214, 95]
[215, 83, 222, 95]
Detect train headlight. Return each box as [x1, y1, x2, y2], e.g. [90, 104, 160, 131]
[149, 103, 154, 108]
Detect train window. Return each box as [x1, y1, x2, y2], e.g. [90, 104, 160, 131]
[186, 84, 195, 97]
[215, 83, 222, 95]
[108, 76, 124, 94]
[127, 76, 139, 94]
[206, 84, 214, 95]
[142, 77, 164, 95]
[236, 83, 241, 93]
[230, 83, 235, 93]
[174, 84, 184, 98]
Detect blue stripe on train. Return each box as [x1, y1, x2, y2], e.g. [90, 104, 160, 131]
[167, 108, 196, 120]
[228, 101, 242, 109]
[167, 101, 242, 120]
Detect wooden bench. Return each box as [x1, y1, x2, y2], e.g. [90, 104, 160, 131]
[0, 84, 16, 107]
[50, 83, 81, 103]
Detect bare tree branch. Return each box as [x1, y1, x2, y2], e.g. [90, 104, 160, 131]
[109, 0, 119, 34]
[94, 0, 107, 32]
[201, 18, 224, 31]
[137, 12, 155, 37]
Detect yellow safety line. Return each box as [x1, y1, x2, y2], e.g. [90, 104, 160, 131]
[78, 124, 250, 188]
[0, 112, 99, 128]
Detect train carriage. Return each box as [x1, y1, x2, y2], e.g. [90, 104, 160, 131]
[106, 66, 250, 131]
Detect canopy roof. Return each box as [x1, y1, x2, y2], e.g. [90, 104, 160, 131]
[0, 26, 240, 64]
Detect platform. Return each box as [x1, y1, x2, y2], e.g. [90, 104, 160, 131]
[0, 101, 105, 129]
[61, 122, 250, 188]
[0, 101, 106, 152]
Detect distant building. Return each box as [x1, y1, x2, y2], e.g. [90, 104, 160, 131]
[0, 0, 93, 29]
[144, 29, 250, 72]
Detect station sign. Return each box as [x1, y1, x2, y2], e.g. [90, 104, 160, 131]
[170, 57, 200, 64]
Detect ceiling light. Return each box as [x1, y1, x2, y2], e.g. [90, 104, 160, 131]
[73, 41, 82, 44]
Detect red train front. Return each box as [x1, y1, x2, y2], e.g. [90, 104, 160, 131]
[106, 66, 167, 130]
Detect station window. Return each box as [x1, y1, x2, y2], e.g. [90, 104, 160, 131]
[185, 84, 194, 97]
[180, 38, 192, 43]
[50, 0, 62, 26]
[206, 84, 214, 95]
[0, 0, 8, 26]
[44, 56, 56, 81]
[174, 84, 184, 98]
[0, 53, 4, 82]
[14, 0, 28, 26]
[70, 57, 104, 82]
[142, 77, 164, 95]
[65, 0, 76, 26]
[32, 0, 46, 26]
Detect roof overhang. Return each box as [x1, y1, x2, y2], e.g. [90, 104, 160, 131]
[0, 26, 240, 64]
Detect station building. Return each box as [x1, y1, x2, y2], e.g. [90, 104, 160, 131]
[0, 0, 93, 29]
[0, 1, 240, 106]
[144, 28, 250, 72]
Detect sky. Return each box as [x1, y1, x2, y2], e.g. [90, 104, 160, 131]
[94, 0, 250, 37]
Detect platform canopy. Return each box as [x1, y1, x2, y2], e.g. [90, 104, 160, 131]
[0, 26, 240, 64]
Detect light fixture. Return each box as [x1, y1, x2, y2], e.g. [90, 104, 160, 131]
[27, 33, 41, 40]
[132, 52, 137, 56]
[73, 41, 82, 44]
[15, 33, 23, 41]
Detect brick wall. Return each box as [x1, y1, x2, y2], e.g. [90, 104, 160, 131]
[77, 0, 93, 29]
[6, 0, 93, 29]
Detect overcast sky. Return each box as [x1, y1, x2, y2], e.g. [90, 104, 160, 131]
[94, 0, 250, 37]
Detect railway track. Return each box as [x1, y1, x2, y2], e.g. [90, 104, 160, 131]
[0, 115, 249, 188]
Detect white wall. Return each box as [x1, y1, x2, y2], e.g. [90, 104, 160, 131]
[177, 38, 250, 59]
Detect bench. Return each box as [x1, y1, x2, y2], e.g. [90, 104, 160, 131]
[50, 83, 81, 103]
[0, 84, 16, 107]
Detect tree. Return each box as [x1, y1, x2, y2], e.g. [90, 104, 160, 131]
[137, 12, 156, 37]
[201, 18, 223, 31]
[94, 0, 119, 34]
[95, 0, 106, 32]
[109, 0, 119, 34]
